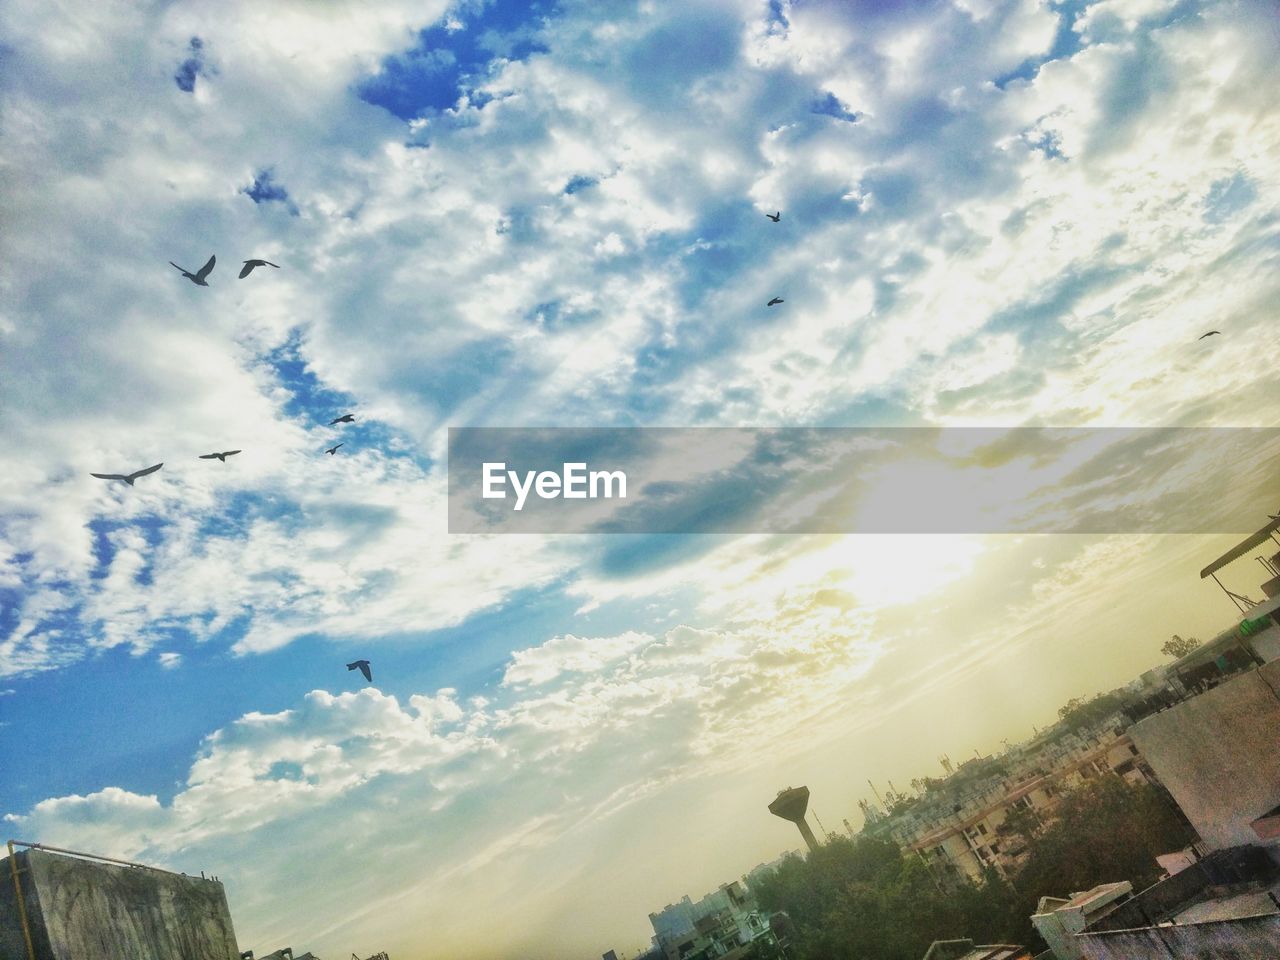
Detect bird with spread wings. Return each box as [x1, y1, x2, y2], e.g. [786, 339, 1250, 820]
[239, 259, 280, 279]
[169, 255, 216, 286]
[347, 660, 373, 683]
[90, 463, 163, 486]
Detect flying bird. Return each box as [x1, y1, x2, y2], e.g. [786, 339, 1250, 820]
[326, 443, 344, 455]
[347, 659, 372, 683]
[199, 450, 242, 462]
[329, 414, 356, 425]
[767, 297, 784, 306]
[239, 259, 280, 279]
[766, 212, 781, 222]
[1198, 331, 1220, 340]
[169, 255, 216, 286]
[90, 463, 163, 486]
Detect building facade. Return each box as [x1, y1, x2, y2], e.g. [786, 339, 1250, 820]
[647, 879, 781, 960]
[864, 720, 1156, 884]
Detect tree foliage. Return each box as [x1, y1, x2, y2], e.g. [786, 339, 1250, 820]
[994, 804, 1041, 852]
[751, 780, 1196, 960]
[1055, 691, 1126, 730]
[1012, 778, 1194, 907]
[1160, 634, 1200, 659]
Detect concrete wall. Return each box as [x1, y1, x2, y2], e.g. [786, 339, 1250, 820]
[1029, 909, 1081, 960]
[1251, 624, 1280, 662]
[1075, 914, 1280, 959]
[0, 849, 240, 960]
[1129, 661, 1280, 851]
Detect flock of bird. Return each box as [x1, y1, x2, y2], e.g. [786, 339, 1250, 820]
[168, 255, 279, 285]
[757, 211, 1222, 341]
[88, 253, 375, 685]
[88, 212, 1223, 683]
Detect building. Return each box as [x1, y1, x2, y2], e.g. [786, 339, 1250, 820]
[0, 843, 241, 960]
[863, 719, 1155, 884]
[647, 879, 781, 960]
[0, 841, 384, 960]
[1128, 657, 1280, 856]
[1030, 882, 1133, 959]
[863, 526, 1280, 887]
[1024, 530, 1280, 958]
[1034, 847, 1280, 959]
[742, 852, 798, 890]
[920, 939, 1030, 960]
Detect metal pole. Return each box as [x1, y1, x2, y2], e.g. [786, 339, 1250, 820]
[7, 840, 37, 960]
[6, 840, 191, 878]
[1211, 573, 1250, 613]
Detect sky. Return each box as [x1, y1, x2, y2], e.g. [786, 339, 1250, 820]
[1, 0, 1279, 957]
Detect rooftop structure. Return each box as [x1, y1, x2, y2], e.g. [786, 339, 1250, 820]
[1128, 657, 1280, 856]
[0, 841, 383, 960]
[920, 938, 1031, 960]
[1197, 519, 1280, 663]
[1031, 882, 1133, 960]
[1043, 846, 1280, 959]
[0, 842, 240, 960]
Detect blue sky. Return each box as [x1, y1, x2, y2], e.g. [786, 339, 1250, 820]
[2, 0, 1280, 957]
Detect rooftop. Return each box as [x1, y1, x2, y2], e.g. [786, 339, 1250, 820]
[1062, 882, 1133, 913]
[1082, 846, 1280, 935]
[921, 939, 1028, 960]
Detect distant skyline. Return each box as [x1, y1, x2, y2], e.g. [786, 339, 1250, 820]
[2, 0, 1279, 958]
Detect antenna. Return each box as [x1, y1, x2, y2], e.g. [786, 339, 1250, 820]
[867, 779, 887, 808]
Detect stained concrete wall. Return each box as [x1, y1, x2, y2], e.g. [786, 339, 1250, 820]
[0, 849, 240, 960]
[1129, 661, 1280, 851]
[1075, 914, 1280, 959]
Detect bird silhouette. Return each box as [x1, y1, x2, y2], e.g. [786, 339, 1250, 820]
[767, 297, 784, 306]
[1198, 331, 1220, 340]
[169, 255, 216, 286]
[199, 450, 241, 462]
[347, 660, 372, 683]
[329, 414, 355, 425]
[766, 212, 781, 222]
[91, 463, 163, 486]
[239, 259, 280, 279]
[326, 443, 344, 455]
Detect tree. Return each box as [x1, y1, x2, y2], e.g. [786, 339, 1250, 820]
[750, 835, 1022, 960]
[1057, 691, 1126, 730]
[995, 805, 1042, 853]
[1161, 634, 1200, 659]
[752, 780, 1197, 959]
[1008, 779, 1197, 944]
